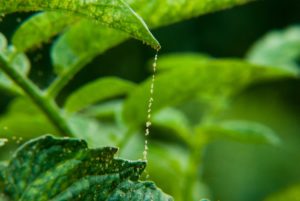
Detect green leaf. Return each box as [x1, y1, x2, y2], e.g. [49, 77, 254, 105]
[108, 180, 173, 201]
[64, 77, 136, 113]
[14, 0, 250, 53]
[51, 21, 127, 76]
[155, 53, 212, 72]
[0, 98, 59, 139]
[196, 120, 280, 145]
[68, 115, 124, 147]
[128, 0, 252, 28]
[152, 107, 191, 144]
[12, 12, 77, 52]
[0, 135, 173, 201]
[0, 33, 31, 94]
[123, 59, 297, 126]
[264, 185, 300, 201]
[83, 100, 123, 121]
[247, 26, 300, 72]
[2, 0, 159, 49]
[147, 143, 189, 201]
[49, 0, 252, 91]
[0, 113, 58, 139]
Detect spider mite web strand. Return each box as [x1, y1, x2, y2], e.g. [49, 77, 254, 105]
[143, 52, 158, 162]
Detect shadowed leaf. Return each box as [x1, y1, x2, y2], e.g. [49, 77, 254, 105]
[0, 135, 173, 201]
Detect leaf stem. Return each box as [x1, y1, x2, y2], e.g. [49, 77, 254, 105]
[182, 133, 208, 200]
[46, 56, 91, 98]
[183, 146, 202, 200]
[0, 54, 73, 136]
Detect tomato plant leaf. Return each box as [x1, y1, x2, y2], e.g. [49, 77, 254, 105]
[152, 107, 191, 145]
[51, 21, 127, 76]
[0, 98, 58, 139]
[82, 100, 123, 120]
[49, 0, 252, 92]
[147, 143, 189, 201]
[196, 120, 280, 146]
[0, 135, 173, 201]
[1, 0, 159, 50]
[123, 59, 297, 126]
[155, 53, 212, 72]
[13, 0, 251, 53]
[0, 112, 58, 139]
[64, 77, 136, 114]
[247, 26, 300, 72]
[68, 115, 124, 147]
[12, 12, 77, 52]
[128, 0, 252, 28]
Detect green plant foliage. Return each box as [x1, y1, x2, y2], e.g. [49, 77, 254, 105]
[155, 53, 212, 72]
[50, 21, 127, 77]
[0, 33, 30, 94]
[0, 135, 173, 201]
[68, 115, 124, 147]
[64, 77, 136, 113]
[247, 26, 300, 71]
[1, 0, 298, 200]
[147, 143, 189, 201]
[0, 98, 58, 139]
[50, 0, 250, 70]
[0, 0, 159, 49]
[11, 0, 251, 53]
[11, 0, 252, 92]
[152, 107, 191, 144]
[83, 100, 123, 120]
[12, 12, 77, 52]
[264, 185, 300, 201]
[128, 0, 252, 28]
[196, 120, 280, 145]
[123, 58, 297, 126]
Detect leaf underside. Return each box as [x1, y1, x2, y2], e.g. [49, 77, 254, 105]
[1, 0, 160, 50]
[11, 0, 252, 76]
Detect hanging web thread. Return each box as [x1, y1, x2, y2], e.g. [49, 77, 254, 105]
[143, 52, 158, 162]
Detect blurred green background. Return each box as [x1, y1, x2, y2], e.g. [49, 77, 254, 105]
[1, 0, 300, 201]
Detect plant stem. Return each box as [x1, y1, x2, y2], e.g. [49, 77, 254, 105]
[46, 56, 91, 99]
[0, 54, 73, 136]
[183, 146, 202, 201]
[182, 132, 209, 201]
